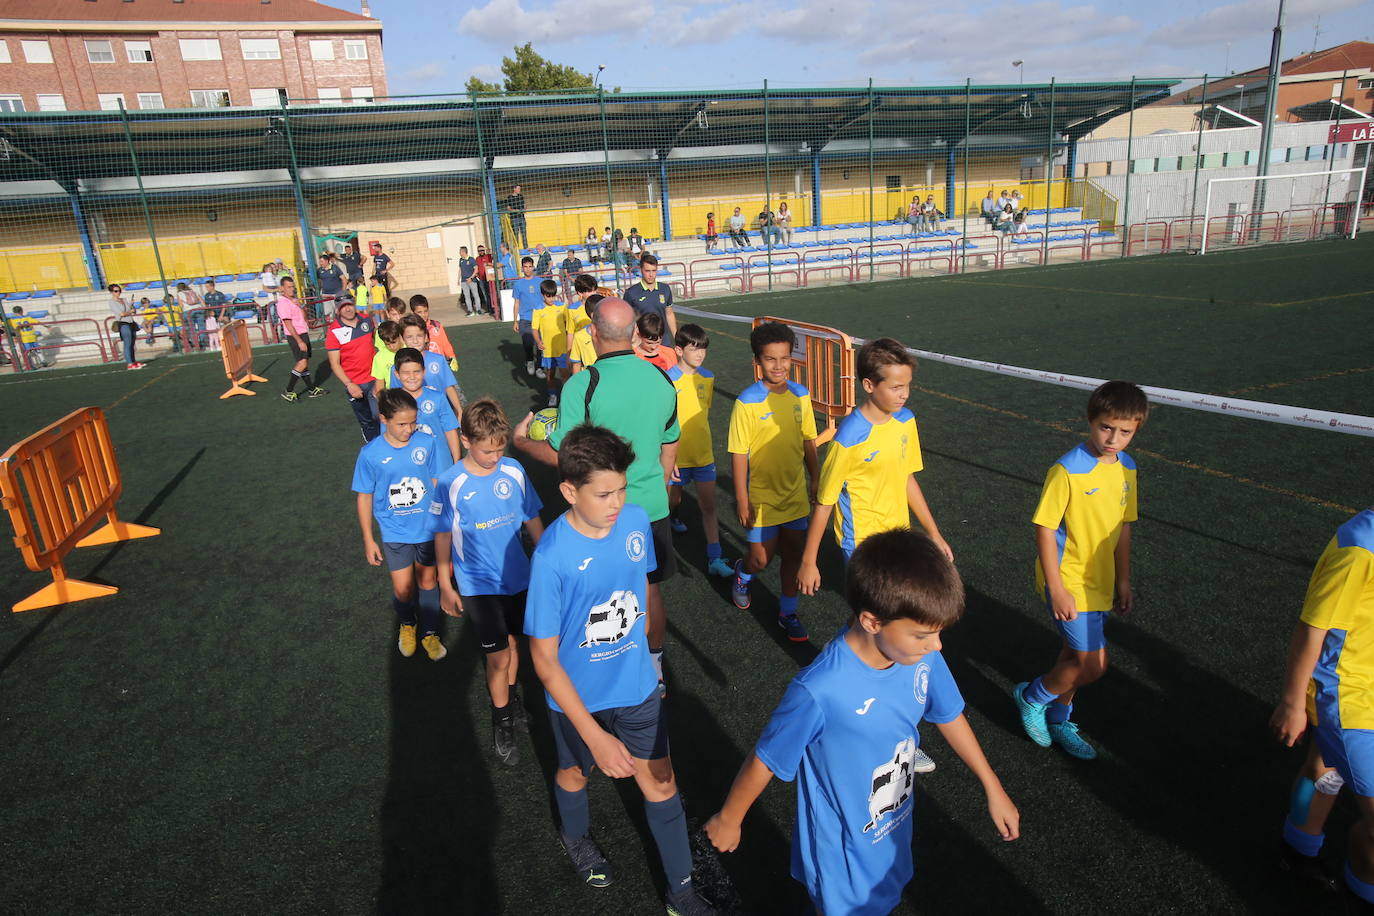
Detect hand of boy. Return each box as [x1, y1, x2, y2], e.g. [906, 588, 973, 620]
[1049, 588, 1077, 621]
[439, 583, 464, 618]
[736, 499, 755, 531]
[797, 561, 821, 596]
[588, 730, 636, 779]
[669, 465, 681, 484]
[363, 539, 383, 566]
[1269, 702, 1309, 747]
[986, 786, 1021, 841]
[703, 813, 741, 852]
[1112, 583, 1133, 617]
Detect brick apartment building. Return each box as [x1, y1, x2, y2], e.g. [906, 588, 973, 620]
[0, 0, 387, 113]
[1171, 40, 1374, 125]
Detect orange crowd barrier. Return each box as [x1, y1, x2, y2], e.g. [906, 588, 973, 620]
[751, 316, 856, 446]
[0, 407, 160, 612]
[220, 318, 267, 399]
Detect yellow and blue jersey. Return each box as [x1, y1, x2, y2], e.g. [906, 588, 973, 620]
[667, 365, 715, 469]
[532, 303, 569, 358]
[816, 408, 923, 554]
[1032, 442, 1137, 613]
[727, 379, 817, 526]
[1304, 510, 1374, 731]
[11, 315, 39, 344]
[569, 325, 596, 367]
[564, 303, 591, 334]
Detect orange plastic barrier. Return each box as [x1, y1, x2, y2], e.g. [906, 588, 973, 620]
[0, 407, 160, 612]
[751, 316, 856, 446]
[220, 318, 267, 399]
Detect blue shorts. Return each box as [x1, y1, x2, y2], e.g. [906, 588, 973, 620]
[747, 514, 809, 544]
[1314, 726, 1374, 796]
[1050, 604, 1108, 652]
[382, 540, 436, 572]
[541, 355, 569, 369]
[670, 463, 717, 486]
[551, 690, 669, 772]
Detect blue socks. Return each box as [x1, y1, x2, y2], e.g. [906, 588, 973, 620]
[706, 542, 722, 560]
[417, 586, 441, 637]
[779, 595, 799, 617]
[645, 794, 694, 892]
[1025, 677, 1059, 707]
[1283, 818, 1324, 858]
[392, 595, 417, 627]
[1046, 702, 1072, 724]
[736, 561, 753, 584]
[555, 784, 590, 841]
[1347, 863, 1374, 903]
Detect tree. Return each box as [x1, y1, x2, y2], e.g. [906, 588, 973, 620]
[466, 43, 608, 93]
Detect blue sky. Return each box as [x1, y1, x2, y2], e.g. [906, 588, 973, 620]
[326, 0, 1373, 95]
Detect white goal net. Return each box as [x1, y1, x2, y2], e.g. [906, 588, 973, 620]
[1200, 167, 1366, 254]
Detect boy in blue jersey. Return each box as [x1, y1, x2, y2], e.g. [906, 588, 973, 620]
[511, 257, 545, 378]
[389, 348, 461, 471]
[705, 529, 1019, 915]
[1272, 506, 1374, 904]
[525, 425, 716, 916]
[1014, 381, 1149, 760]
[395, 315, 463, 423]
[666, 323, 732, 577]
[727, 321, 819, 641]
[352, 388, 447, 662]
[433, 398, 545, 766]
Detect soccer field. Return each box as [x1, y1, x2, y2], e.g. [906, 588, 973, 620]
[1, 237, 1370, 914]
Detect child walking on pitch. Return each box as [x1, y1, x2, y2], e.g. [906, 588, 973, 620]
[705, 529, 1019, 915]
[728, 321, 819, 641]
[432, 398, 544, 766]
[1271, 506, 1374, 904]
[525, 425, 715, 916]
[352, 388, 447, 661]
[666, 323, 732, 578]
[390, 348, 461, 471]
[531, 279, 569, 406]
[395, 314, 463, 421]
[1014, 380, 1148, 760]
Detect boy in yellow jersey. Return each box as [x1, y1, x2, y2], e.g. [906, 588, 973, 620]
[666, 323, 733, 578]
[1272, 507, 1374, 904]
[370, 320, 403, 393]
[531, 279, 569, 407]
[368, 276, 388, 316]
[565, 273, 598, 335]
[728, 321, 819, 642]
[1014, 380, 1148, 761]
[568, 292, 603, 373]
[8, 305, 48, 369]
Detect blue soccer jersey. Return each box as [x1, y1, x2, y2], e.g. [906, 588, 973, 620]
[755, 631, 965, 916]
[382, 385, 459, 472]
[431, 457, 542, 597]
[351, 431, 443, 544]
[511, 278, 543, 322]
[524, 504, 658, 714]
[390, 351, 457, 394]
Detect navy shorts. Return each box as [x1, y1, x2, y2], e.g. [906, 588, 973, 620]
[382, 540, 435, 572]
[670, 463, 717, 486]
[648, 516, 676, 584]
[463, 592, 526, 654]
[551, 690, 669, 773]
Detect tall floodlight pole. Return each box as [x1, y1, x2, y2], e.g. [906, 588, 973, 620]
[1252, 0, 1285, 223]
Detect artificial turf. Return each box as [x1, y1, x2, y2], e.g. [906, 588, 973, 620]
[1, 236, 1370, 914]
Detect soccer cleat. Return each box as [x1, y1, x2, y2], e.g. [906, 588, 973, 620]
[1277, 841, 1339, 894]
[525, 361, 535, 376]
[1048, 721, 1097, 759]
[707, 557, 734, 578]
[508, 690, 530, 734]
[666, 884, 718, 916]
[397, 624, 417, 658]
[535, 368, 547, 379]
[670, 517, 688, 534]
[731, 561, 751, 610]
[1013, 682, 1052, 747]
[281, 391, 300, 402]
[305, 386, 328, 398]
[561, 833, 614, 888]
[547, 392, 559, 407]
[127, 362, 146, 370]
[493, 716, 519, 767]
[778, 613, 808, 642]
[421, 633, 447, 661]
[911, 747, 937, 774]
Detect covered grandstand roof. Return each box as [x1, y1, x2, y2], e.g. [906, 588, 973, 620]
[0, 81, 1176, 197]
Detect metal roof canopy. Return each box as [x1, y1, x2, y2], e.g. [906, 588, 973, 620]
[0, 81, 1177, 195]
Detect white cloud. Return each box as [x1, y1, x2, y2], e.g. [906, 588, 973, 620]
[458, 0, 645, 42]
[663, 4, 754, 46]
[1148, 0, 1365, 50]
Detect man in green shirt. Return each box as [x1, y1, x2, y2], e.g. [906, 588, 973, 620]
[515, 297, 680, 686]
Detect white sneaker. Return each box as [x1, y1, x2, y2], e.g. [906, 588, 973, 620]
[535, 368, 547, 379]
[525, 361, 535, 376]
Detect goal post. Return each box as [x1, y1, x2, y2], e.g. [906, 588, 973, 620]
[1200, 166, 1367, 254]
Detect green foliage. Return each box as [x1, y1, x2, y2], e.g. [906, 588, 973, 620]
[465, 43, 603, 94]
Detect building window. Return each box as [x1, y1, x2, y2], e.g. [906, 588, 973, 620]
[22, 40, 53, 64]
[0, 95, 24, 112]
[190, 89, 231, 108]
[1270, 147, 1290, 164]
[179, 38, 222, 61]
[1305, 145, 1327, 161]
[309, 39, 334, 60]
[137, 92, 165, 110]
[98, 93, 125, 111]
[1222, 150, 1246, 167]
[250, 87, 286, 108]
[1359, 78, 1374, 91]
[344, 40, 368, 60]
[126, 40, 153, 63]
[0, 41, 9, 64]
[85, 40, 116, 63]
[36, 94, 66, 112]
[1332, 82, 1342, 98]
[350, 86, 374, 104]
[1129, 158, 1157, 174]
[1201, 152, 1223, 169]
[240, 38, 281, 61]
[317, 87, 343, 105]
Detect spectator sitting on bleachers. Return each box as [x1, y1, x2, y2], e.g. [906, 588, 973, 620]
[923, 195, 944, 232]
[1010, 190, 1024, 211]
[758, 207, 781, 247]
[601, 226, 613, 260]
[982, 191, 997, 224]
[907, 195, 924, 236]
[534, 244, 553, 277]
[705, 212, 719, 253]
[997, 189, 1012, 212]
[611, 229, 630, 270]
[994, 204, 1015, 233]
[561, 250, 584, 280]
[777, 202, 794, 244]
[628, 228, 647, 261]
[728, 207, 749, 248]
[1012, 209, 1029, 236]
[585, 226, 602, 264]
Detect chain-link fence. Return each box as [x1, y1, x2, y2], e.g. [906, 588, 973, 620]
[0, 77, 1368, 366]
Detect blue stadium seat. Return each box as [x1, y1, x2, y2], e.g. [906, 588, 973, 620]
[7, 291, 32, 301]
[215, 274, 236, 282]
[125, 282, 147, 291]
[235, 272, 257, 281]
[31, 290, 55, 299]
[27, 308, 50, 318]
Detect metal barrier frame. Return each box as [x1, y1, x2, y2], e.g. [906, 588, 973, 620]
[750, 315, 856, 446]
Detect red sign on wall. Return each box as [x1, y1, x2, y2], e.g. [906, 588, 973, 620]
[1328, 122, 1374, 143]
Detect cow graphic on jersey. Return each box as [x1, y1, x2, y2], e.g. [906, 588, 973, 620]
[580, 589, 644, 647]
[863, 737, 916, 833]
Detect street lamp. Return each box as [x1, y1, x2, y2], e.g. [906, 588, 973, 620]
[1012, 60, 1024, 83]
[593, 64, 606, 88]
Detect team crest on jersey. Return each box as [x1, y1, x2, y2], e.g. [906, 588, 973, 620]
[1121, 480, 1132, 507]
[428, 362, 440, 374]
[580, 589, 644, 647]
[913, 662, 930, 705]
[793, 404, 803, 423]
[388, 476, 426, 509]
[493, 477, 514, 500]
[863, 737, 916, 833]
[626, 530, 647, 562]
[411, 447, 428, 465]
[900, 434, 909, 459]
[421, 400, 435, 414]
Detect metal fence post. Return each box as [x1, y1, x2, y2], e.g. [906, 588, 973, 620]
[764, 78, 773, 291]
[961, 78, 971, 272]
[867, 77, 875, 282]
[1189, 74, 1210, 226]
[117, 100, 167, 294]
[1121, 77, 1136, 257]
[278, 100, 319, 290]
[599, 87, 620, 289]
[1041, 78, 1055, 266]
